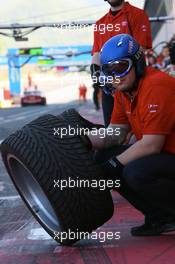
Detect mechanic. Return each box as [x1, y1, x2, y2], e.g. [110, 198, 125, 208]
[79, 83, 87, 102]
[91, 0, 152, 126]
[87, 34, 175, 236]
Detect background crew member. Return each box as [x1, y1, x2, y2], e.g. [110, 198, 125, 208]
[91, 0, 152, 126]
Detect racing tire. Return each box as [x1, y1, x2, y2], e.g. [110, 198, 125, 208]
[1, 113, 114, 245]
[60, 108, 104, 130]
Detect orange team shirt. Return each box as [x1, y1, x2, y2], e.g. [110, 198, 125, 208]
[111, 67, 175, 154]
[92, 1, 152, 54]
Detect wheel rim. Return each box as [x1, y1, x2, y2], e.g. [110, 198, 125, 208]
[7, 154, 61, 233]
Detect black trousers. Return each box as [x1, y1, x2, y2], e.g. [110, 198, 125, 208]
[94, 146, 175, 220]
[102, 91, 114, 127]
[93, 87, 100, 110]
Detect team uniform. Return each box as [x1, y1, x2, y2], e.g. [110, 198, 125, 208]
[92, 1, 152, 54]
[111, 67, 175, 153]
[95, 33, 175, 235]
[108, 66, 175, 227]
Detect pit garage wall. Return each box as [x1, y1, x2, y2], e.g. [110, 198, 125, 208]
[145, 0, 175, 52]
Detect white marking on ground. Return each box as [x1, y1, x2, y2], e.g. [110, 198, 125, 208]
[79, 244, 120, 249]
[0, 108, 51, 124]
[5, 108, 40, 119]
[15, 216, 34, 232]
[0, 195, 20, 200]
[15, 116, 28, 121]
[3, 105, 55, 119]
[28, 228, 51, 240]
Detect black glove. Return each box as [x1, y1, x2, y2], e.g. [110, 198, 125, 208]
[90, 63, 100, 77]
[90, 64, 101, 89]
[90, 64, 116, 94]
[101, 156, 124, 181]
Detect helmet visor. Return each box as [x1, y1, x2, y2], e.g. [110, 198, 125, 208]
[101, 58, 133, 78]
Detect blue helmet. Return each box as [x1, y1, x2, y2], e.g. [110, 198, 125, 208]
[100, 34, 146, 78]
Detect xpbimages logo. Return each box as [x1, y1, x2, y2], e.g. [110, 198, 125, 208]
[53, 229, 121, 243]
[53, 126, 120, 139]
[53, 22, 121, 35]
[53, 177, 121, 191]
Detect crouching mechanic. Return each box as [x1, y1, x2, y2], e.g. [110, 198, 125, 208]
[86, 34, 175, 236]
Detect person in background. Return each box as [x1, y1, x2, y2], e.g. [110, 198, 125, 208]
[27, 72, 32, 87]
[34, 84, 38, 91]
[147, 54, 160, 69]
[165, 41, 175, 77]
[157, 46, 171, 70]
[91, 0, 152, 127]
[79, 83, 87, 103]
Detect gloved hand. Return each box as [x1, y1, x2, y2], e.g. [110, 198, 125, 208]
[90, 64, 101, 89]
[90, 64, 116, 94]
[101, 156, 124, 181]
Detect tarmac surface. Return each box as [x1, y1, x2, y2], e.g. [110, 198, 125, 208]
[0, 100, 175, 264]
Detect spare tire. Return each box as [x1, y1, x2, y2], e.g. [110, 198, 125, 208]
[1, 113, 113, 245]
[60, 108, 104, 130]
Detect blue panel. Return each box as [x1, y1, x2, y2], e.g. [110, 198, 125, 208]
[8, 52, 21, 96]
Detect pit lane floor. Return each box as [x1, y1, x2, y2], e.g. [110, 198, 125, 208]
[0, 101, 175, 264]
